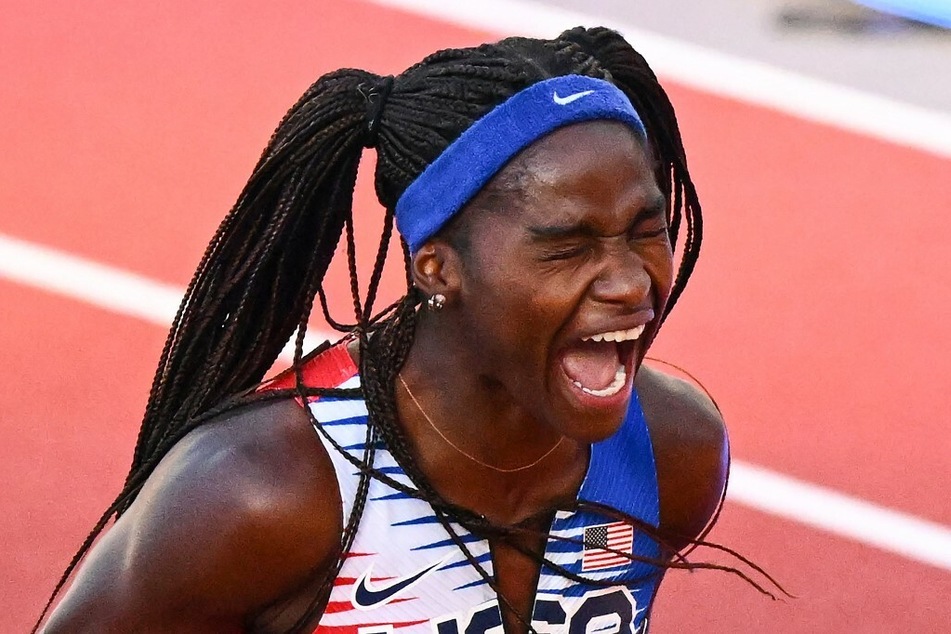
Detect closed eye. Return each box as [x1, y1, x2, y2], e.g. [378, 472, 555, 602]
[627, 199, 668, 240]
[628, 225, 668, 240]
[539, 244, 589, 261]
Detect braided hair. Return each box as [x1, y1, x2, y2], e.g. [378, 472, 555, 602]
[38, 26, 781, 633]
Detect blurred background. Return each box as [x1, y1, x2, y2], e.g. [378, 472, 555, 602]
[2, 0, 949, 631]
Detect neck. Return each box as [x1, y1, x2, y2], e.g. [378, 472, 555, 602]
[396, 314, 587, 523]
[402, 314, 562, 463]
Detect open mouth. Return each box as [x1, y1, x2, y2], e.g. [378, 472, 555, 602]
[559, 325, 645, 399]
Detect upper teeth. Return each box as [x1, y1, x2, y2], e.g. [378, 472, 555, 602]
[582, 325, 646, 343]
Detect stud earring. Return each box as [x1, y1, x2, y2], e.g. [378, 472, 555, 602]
[427, 293, 446, 311]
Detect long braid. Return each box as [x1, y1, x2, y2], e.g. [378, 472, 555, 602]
[41, 29, 778, 634]
[35, 68, 380, 630]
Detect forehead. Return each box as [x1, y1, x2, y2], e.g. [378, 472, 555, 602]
[467, 120, 661, 230]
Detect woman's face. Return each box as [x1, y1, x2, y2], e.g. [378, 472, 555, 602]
[446, 120, 674, 442]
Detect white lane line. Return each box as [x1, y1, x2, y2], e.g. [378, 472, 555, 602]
[2, 232, 950, 571]
[729, 462, 951, 571]
[0, 233, 181, 329]
[368, 0, 951, 160]
[0, 233, 331, 362]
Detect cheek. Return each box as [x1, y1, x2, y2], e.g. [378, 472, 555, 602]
[465, 239, 575, 322]
[646, 242, 675, 296]
[459, 236, 590, 371]
[468, 270, 566, 335]
[460, 263, 577, 364]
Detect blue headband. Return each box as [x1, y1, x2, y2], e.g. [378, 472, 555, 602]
[394, 75, 647, 253]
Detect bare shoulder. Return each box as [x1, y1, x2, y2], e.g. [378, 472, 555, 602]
[634, 364, 729, 552]
[43, 397, 342, 633]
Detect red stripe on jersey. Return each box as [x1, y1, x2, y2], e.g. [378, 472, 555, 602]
[323, 596, 416, 615]
[322, 600, 354, 614]
[314, 619, 429, 634]
[259, 341, 358, 393]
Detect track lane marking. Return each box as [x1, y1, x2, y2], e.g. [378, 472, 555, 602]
[2, 232, 950, 571]
[729, 462, 951, 571]
[0, 233, 329, 363]
[367, 0, 951, 159]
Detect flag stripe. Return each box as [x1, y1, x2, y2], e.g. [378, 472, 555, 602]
[582, 522, 634, 571]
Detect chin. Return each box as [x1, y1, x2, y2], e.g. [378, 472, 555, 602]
[574, 406, 630, 443]
[548, 390, 632, 444]
[548, 360, 636, 443]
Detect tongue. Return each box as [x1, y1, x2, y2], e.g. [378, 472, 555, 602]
[561, 341, 620, 390]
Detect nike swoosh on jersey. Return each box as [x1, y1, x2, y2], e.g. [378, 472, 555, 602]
[352, 556, 449, 610]
[552, 89, 595, 105]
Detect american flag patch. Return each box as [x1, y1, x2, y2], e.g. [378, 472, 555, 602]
[582, 522, 634, 571]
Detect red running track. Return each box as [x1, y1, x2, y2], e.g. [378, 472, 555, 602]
[1, 0, 949, 631]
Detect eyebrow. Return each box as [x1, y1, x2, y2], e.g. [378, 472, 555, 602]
[527, 194, 667, 241]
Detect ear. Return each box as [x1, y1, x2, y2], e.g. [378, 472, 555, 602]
[410, 241, 464, 302]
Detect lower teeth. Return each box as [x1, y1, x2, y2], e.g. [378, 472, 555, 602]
[572, 365, 627, 398]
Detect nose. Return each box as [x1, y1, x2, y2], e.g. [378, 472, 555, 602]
[591, 240, 652, 308]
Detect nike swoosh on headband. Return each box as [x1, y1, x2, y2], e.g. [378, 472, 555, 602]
[352, 555, 450, 610]
[552, 89, 595, 105]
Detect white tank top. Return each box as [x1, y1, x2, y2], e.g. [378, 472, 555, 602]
[270, 344, 663, 634]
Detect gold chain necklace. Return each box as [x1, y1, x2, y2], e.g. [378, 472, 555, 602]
[397, 374, 564, 473]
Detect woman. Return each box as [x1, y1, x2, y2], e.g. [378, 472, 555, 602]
[39, 26, 735, 633]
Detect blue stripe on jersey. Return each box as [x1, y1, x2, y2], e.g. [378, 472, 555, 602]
[342, 440, 386, 451]
[542, 539, 583, 554]
[411, 534, 482, 551]
[370, 491, 414, 502]
[550, 516, 576, 530]
[392, 515, 444, 527]
[320, 415, 369, 427]
[315, 395, 355, 403]
[453, 578, 490, 591]
[351, 465, 406, 477]
[439, 552, 492, 570]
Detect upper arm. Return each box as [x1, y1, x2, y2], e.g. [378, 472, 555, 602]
[42, 399, 342, 633]
[635, 365, 729, 553]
